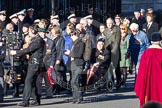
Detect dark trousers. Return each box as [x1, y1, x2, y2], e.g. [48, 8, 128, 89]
[0, 77, 4, 101]
[61, 66, 67, 82]
[120, 67, 127, 85]
[71, 62, 83, 101]
[12, 84, 19, 95]
[37, 71, 53, 97]
[54, 71, 63, 94]
[22, 64, 40, 104]
[63, 64, 71, 84]
[115, 63, 121, 85]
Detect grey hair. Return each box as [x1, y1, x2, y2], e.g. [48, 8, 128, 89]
[106, 17, 115, 25]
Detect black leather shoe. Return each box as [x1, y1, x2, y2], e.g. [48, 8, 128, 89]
[30, 100, 40, 106]
[72, 99, 77, 104]
[17, 102, 29, 107]
[0, 100, 3, 103]
[12, 94, 19, 98]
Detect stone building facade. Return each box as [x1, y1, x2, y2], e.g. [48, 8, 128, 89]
[122, 0, 162, 13]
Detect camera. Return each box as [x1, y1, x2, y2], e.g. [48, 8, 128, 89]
[2, 31, 22, 50]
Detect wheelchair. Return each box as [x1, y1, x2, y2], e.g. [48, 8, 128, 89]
[86, 64, 114, 92]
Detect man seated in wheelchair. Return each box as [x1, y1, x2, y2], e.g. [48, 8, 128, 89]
[87, 38, 111, 85]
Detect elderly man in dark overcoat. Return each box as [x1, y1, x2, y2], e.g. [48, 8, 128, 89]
[103, 17, 121, 88]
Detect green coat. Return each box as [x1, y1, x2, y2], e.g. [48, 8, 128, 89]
[120, 34, 131, 67]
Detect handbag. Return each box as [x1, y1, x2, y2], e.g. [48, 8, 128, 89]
[3, 71, 12, 84]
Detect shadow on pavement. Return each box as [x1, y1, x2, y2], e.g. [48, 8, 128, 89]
[40, 100, 67, 106]
[0, 103, 17, 107]
[84, 94, 137, 104]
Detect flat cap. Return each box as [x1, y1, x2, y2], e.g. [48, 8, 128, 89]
[34, 19, 40, 23]
[17, 9, 26, 16]
[22, 23, 30, 28]
[115, 14, 121, 19]
[0, 10, 6, 16]
[27, 8, 34, 12]
[37, 28, 48, 33]
[84, 15, 93, 19]
[134, 9, 140, 13]
[50, 15, 59, 20]
[140, 9, 145, 13]
[97, 37, 105, 43]
[9, 13, 18, 19]
[150, 32, 162, 42]
[147, 7, 153, 11]
[68, 14, 76, 19]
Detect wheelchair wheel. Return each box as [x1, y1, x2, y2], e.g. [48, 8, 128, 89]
[106, 80, 114, 92]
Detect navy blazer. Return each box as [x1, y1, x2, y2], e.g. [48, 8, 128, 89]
[43, 37, 56, 68]
[70, 38, 85, 66]
[143, 22, 159, 40]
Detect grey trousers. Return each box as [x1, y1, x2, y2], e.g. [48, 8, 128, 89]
[0, 77, 4, 101]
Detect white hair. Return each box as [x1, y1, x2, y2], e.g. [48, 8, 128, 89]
[80, 18, 87, 24]
[76, 23, 81, 29]
[129, 23, 139, 30]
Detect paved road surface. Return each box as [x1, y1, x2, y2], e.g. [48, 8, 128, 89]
[0, 74, 139, 108]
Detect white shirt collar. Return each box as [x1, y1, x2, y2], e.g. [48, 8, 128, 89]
[148, 22, 153, 25]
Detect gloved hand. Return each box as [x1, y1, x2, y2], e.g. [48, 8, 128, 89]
[125, 51, 131, 59]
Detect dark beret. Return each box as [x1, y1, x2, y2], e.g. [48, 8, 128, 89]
[150, 32, 162, 42]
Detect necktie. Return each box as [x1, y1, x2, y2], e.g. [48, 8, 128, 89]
[147, 24, 150, 29]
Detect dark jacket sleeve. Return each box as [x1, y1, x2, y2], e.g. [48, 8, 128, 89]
[142, 23, 147, 30]
[0, 46, 6, 61]
[159, 26, 162, 36]
[56, 37, 65, 61]
[51, 41, 56, 66]
[70, 41, 85, 58]
[16, 36, 42, 56]
[111, 26, 121, 54]
[154, 23, 159, 32]
[83, 34, 92, 61]
[127, 35, 133, 56]
[98, 49, 110, 65]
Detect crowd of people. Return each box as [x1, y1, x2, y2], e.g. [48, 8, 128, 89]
[0, 6, 161, 108]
